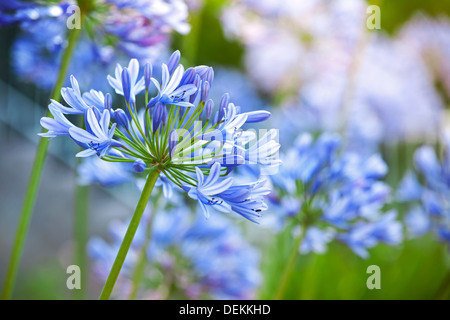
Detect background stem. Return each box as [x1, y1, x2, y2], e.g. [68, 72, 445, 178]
[274, 228, 305, 300]
[99, 170, 160, 300]
[73, 183, 90, 300]
[1, 23, 82, 300]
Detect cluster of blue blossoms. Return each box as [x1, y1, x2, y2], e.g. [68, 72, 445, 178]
[39, 50, 278, 222]
[397, 132, 450, 244]
[269, 132, 403, 258]
[89, 207, 262, 299]
[2, 0, 190, 90]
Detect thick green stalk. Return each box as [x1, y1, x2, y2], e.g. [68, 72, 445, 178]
[99, 170, 160, 300]
[1, 24, 82, 300]
[273, 228, 305, 300]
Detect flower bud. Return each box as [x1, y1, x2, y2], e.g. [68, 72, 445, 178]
[244, 110, 271, 123]
[205, 99, 214, 121]
[144, 62, 152, 90]
[169, 130, 178, 157]
[104, 93, 112, 111]
[114, 109, 129, 129]
[121, 67, 131, 104]
[152, 102, 164, 133]
[167, 50, 181, 75]
[133, 159, 146, 172]
[179, 67, 196, 86]
[201, 81, 210, 103]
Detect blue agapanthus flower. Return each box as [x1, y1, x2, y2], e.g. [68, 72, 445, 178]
[88, 207, 262, 299]
[0, 1, 66, 26]
[269, 132, 403, 258]
[6, 0, 191, 90]
[68, 108, 122, 157]
[39, 51, 279, 222]
[77, 156, 134, 186]
[397, 131, 450, 244]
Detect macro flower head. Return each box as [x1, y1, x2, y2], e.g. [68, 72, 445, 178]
[39, 51, 279, 223]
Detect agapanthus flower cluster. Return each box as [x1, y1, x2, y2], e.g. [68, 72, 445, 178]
[4, 0, 190, 90]
[39, 51, 278, 222]
[222, 0, 447, 150]
[0, 1, 66, 26]
[89, 207, 262, 299]
[397, 131, 450, 244]
[269, 132, 403, 258]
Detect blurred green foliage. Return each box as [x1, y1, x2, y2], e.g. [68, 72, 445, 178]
[369, 0, 450, 34]
[259, 226, 450, 300]
[172, 0, 244, 68]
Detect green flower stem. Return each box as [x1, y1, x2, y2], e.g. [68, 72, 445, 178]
[1, 23, 82, 300]
[73, 182, 90, 300]
[273, 227, 305, 300]
[128, 190, 162, 300]
[99, 170, 160, 300]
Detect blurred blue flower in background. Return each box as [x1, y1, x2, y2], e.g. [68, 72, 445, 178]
[268, 132, 403, 258]
[77, 156, 134, 186]
[0, 0, 66, 26]
[89, 207, 262, 299]
[398, 131, 450, 244]
[208, 68, 266, 114]
[6, 0, 191, 91]
[222, 0, 449, 152]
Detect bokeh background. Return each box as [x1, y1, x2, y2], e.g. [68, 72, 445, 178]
[0, 0, 449, 299]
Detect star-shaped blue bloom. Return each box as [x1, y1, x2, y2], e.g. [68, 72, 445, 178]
[147, 62, 197, 108]
[107, 59, 145, 103]
[185, 162, 233, 218]
[69, 108, 122, 157]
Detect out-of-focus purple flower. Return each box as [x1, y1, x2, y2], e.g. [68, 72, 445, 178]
[0, 1, 65, 26]
[222, 0, 446, 149]
[268, 132, 403, 258]
[77, 156, 133, 186]
[397, 131, 450, 245]
[300, 227, 335, 255]
[8, 0, 191, 91]
[404, 206, 431, 238]
[338, 211, 403, 259]
[399, 15, 450, 100]
[88, 207, 261, 299]
[396, 171, 423, 202]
